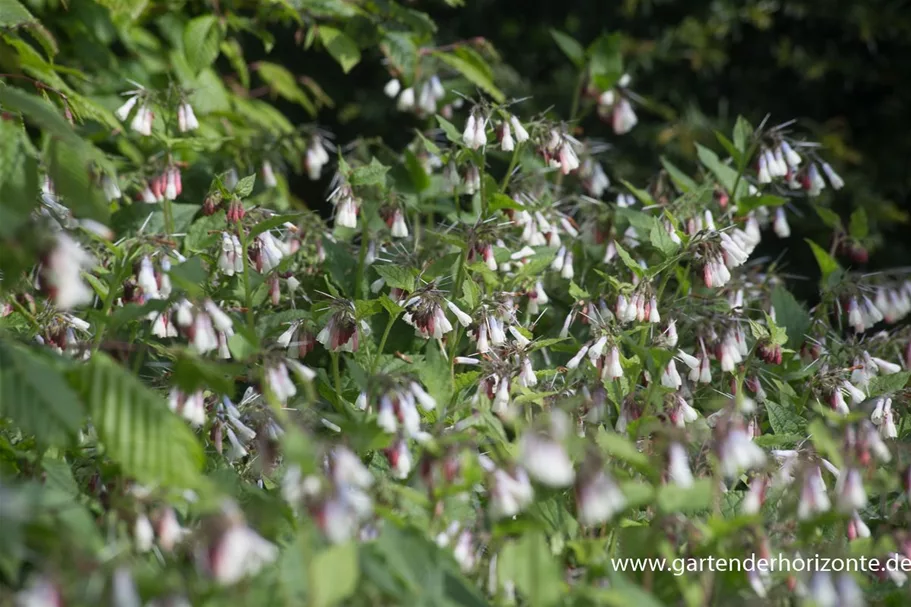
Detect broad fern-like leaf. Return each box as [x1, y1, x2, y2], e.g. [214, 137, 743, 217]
[0, 340, 85, 445]
[66, 353, 204, 488]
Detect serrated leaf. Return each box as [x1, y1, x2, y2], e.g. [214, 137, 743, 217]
[66, 353, 204, 487]
[612, 241, 643, 277]
[257, 61, 316, 115]
[374, 265, 416, 292]
[435, 115, 462, 144]
[48, 139, 108, 222]
[732, 116, 753, 153]
[568, 280, 589, 301]
[660, 157, 697, 192]
[747, 319, 770, 340]
[0, 341, 85, 445]
[350, 158, 389, 187]
[849, 208, 869, 240]
[648, 221, 679, 257]
[736, 194, 786, 215]
[805, 239, 841, 281]
[766, 400, 807, 435]
[656, 478, 713, 513]
[0, 0, 35, 26]
[498, 532, 562, 607]
[0, 117, 38, 236]
[550, 29, 584, 67]
[695, 143, 748, 201]
[184, 15, 221, 75]
[435, 50, 504, 102]
[319, 26, 361, 74]
[233, 174, 256, 197]
[619, 179, 655, 205]
[309, 542, 359, 607]
[0, 86, 80, 145]
[868, 372, 910, 396]
[771, 287, 811, 349]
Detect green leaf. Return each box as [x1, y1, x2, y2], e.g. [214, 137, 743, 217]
[736, 194, 786, 215]
[813, 204, 842, 229]
[66, 353, 204, 487]
[403, 149, 430, 192]
[771, 287, 811, 349]
[619, 179, 655, 205]
[867, 372, 910, 396]
[435, 115, 463, 144]
[227, 333, 256, 362]
[319, 27, 361, 74]
[233, 174, 256, 197]
[350, 158, 389, 187]
[648, 221, 679, 257]
[183, 15, 222, 75]
[0, 341, 85, 445]
[489, 193, 525, 212]
[849, 208, 869, 240]
[550, 29, 584, 67]
[587, 32, 622, 90]
[0, 86, 80, 146]
[48, 139, 109, 222]
[0, 117, 38, 236]
[308, 542, 359, 607]
[418, 343, 452, 406]
[568, 280, 590, 301]
[435, 50, 505, 103]
[257, 61, 316, 115]
[766, 400, 807, 435]
[374, 264, 416, 292]
[695, 143, 747, 201]
[595, 427, 649, 470]
[732, 116, 753, 153]
[660, 157, 697, 192]
[612, 241, 643, 277]
[805, 239, 841, 281]
[656, 478, 713, 513]
[498, 531, 562, 607]
[0, 0, 35, 26]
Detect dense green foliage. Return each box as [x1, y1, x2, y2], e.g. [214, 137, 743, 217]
[2, 1, 911, 606]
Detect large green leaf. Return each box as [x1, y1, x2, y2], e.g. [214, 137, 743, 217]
[770, 286, 811, 349]
[0, 340, 85, 445]
[435, 49, 505, 102]
[308, 542, 359, 607]
[0, 0, 34, 27]
[0, 86, 81, 145]
[319, 26, 361, 74]
[498, 531, 563, 607]
[184, 15, 222, 75]
[66, 353, 204, 487]
[48, 138, 109, 222]
[0, 117, 39, 237]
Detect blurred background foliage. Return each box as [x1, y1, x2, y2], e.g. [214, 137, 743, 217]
[9, 0, 911, 295]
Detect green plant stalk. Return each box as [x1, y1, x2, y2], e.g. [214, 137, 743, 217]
[331, 351, 343, 403]
[240, 229, 255, 334]
[371, 311, 399, 373]
[500, 144, 521, 192]
[355, 221, 368, 300]
[93, 253, 133, 349]
[478, 149, 489, 219]
[163, 196, 175, 238]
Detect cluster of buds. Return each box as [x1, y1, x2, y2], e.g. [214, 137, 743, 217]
[615, 291, 660, 324]
[38, 232, 95, 310]
[217, 233, 244, 276]
[566, 333, 624, 381]
[754, 137, 845, 196]
[700, 215, 761, 288]
[402, 293, 463, 340]
[329, 183, 360, 229]
[595, 74, 638, 135]
[283, 447, 375, 544]
[305, 135, 331, 180]
[579, 156, 611, 198]
[462, 109, 488, 149]
[575, 456, 627, 524]
[316, 302, 369, 352]
[871, 397, 898, 439]
[541, 129, 581, 175]
[195, 501, 278, 586]
[387, 75, 447, 116]
[140, 166, 183, 203]
[495, 114, 529, 151]
[115, 93, 154, 136]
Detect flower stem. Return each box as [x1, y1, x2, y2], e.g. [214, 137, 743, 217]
[331, 351, 343, 402]
[500, 145, 520, 193]
[372, 311, 399, 373]
[240, 229, 255, 334]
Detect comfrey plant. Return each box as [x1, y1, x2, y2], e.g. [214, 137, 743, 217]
[0, 3, 909, 607]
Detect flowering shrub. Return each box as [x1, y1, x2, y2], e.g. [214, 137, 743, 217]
[1, 1, 909, 606]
